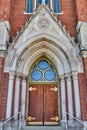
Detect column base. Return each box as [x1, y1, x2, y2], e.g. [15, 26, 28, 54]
[61, 119, 67, 126]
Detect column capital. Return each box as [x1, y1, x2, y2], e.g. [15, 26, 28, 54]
[65, 73, 71, 81]
[59, 75, 65, 80]
[22, 74, 27, 80]
[71, 72, 78, 80]
[9, 71, 15, 79]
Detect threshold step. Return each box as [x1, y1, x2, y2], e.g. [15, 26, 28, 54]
[21, 126, 66, 130]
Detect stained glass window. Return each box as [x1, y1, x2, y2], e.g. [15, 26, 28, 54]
[38, 0, 49, 4]
[26, 0, 33, 13]
[30, 59, 57, 82]
[26, 0, 61, 14]
[38, 60, 49, 70]
[31, 70, 43, 81]
[54, 0, 61, 13]
[45, 70, 56, 81]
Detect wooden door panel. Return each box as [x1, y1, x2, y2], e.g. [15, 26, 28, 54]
[28, 84, 43, 124]
[28, 84, 58, 125]
[44, 84, 58, 125]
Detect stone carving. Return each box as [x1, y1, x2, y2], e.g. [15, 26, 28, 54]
[38, 17, 49, 29]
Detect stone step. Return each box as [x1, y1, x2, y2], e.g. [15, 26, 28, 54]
[21, 126, 66, 130]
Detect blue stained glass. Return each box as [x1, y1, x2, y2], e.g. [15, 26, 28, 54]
[38, 60, 49, 70]
[54, 0, 61, 13]
[45, 0, 49, 4]
[38, 0, 42, 4]
[26, 0, 33, 13]
[45, 70, 56, 81]
[31, 70, 42, 81]
[38, 0, 48, 4]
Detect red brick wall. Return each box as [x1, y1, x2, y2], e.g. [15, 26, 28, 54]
[0, 58, 9, 120]
[9, 0, 30, 38]
[78, 58, 87, 120]
[78, 73, 87, 120]
[0, 0, 11, 21]
[0, 58, 4, 120]
[58, 0, 78, 37]
[75, 0, 87, 21]
[0, 73, 9, 120]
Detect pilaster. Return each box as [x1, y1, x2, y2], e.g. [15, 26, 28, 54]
[65, 74, 73, 120]
[21, 76, 27, 119]
[6, 71, 15, 119]
[72, 72, 81, 119]
[14, 74, 20, 119]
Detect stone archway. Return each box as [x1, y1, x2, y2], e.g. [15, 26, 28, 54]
[4, 5, 83, 123]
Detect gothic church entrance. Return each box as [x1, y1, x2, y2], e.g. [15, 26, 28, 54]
[28, 58, 59, 125]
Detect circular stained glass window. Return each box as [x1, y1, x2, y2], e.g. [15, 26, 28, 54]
[31, 70, 42, 81]
[45, 70, 56, 81]
[38, 60, 49, 70]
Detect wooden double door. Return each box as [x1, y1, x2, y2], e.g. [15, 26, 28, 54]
[28, 84, 58, 125]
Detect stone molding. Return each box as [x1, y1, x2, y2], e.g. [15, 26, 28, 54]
[0, 21, 10, 51]
[77, 21, 87, 50]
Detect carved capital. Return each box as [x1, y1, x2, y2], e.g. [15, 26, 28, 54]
[81, 51, 87, 58]
[9, 71, 15, 80]
[59, 75, 65, 81]
[65, 73, 71, 81]
[71, 72, 78, 80]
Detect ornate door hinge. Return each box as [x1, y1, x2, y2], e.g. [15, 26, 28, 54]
[49, 87, 58, 91]
[29, 87, 37, 91]
[50, 116, 59, 122]
[27, 116, 36, 121]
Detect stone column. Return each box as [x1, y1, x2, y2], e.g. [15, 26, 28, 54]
[14, 75, 20, 119]
[21, 77, 26, 119]
[72, 72, 81, 119]
[50, 0, 53, 9]
[6, 72, 15, 119]
[60, 76, 66, 120]
[34, 0, 37, 10]
[42, 0, 45, 4]
[66, 74, 73, 120]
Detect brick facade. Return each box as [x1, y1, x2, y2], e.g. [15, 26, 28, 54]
[0, 58, 9, 120]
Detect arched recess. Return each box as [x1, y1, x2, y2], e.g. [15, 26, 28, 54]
[27, 57, 60, 125]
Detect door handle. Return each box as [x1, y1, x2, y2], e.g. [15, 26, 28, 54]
[29, 87, 37, 91]
[27, 116, 36, 121]
[50, 116, 59, 121]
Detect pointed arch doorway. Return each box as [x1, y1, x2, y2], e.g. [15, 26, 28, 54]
[27, 58, 59, 125]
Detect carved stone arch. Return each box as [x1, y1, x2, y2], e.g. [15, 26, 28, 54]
[4, 6, 83, 74]
[15, 40, 71, 76]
